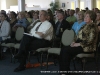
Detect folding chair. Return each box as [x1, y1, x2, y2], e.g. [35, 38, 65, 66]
[1, 27, 24, 62]
[46, 29, 75, 70]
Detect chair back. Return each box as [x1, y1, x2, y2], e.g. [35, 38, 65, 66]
[61, 29, 75, 46]
[15, 27, 24, 41]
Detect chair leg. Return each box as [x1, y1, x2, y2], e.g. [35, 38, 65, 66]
[46, 53, 49, 71]
[53, 55, 56, 66]
[10, 48, 13, 63]
[36, 52, 40, 63]
[82, 58, 86, 75]
[40, 52, 43, 69]
[0, 48, 2, 60]
[95, 56, 99, 73]
[13, 49, 17, 63]
[0, 47, 6, 60]
[73, 59, 76, 70]
[28, 51, 31, 62]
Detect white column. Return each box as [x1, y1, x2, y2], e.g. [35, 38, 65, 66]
[74, 0, 80, 8]
[0, 0, 1, 10]
[1, 0, 6, 10]
[85, 0, 93, 10]
[18, 0, 25, 11]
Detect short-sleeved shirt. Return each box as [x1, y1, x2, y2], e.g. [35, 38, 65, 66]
[72, 21, 86, 35]
[16, 18, 28, 28]
[66, 16, 77, 23]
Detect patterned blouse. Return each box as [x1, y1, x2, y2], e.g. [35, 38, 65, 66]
[75, 23, 98, 52]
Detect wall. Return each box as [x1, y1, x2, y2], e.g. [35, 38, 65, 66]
[0, 0, 1, 10]
[59, 0, 72, 10]
[0, 0, 98, 12]
[93, 0, 96, 8]
[25, 0, 52, 8]
[6, 0, 18, 9]
[1, 0, 6, 10]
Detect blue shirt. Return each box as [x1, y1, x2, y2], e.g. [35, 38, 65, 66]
[72, 21, 86, 35]
[16, 18, 28, 28]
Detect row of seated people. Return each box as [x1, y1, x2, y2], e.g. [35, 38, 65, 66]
[0, 10, 71, 47]
[13, 10, 99, 74]
[0, 9, 70, 71]
[0, 9, 99, 75]
[0, 8, 100, 44]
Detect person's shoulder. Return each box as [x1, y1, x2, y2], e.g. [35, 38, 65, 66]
[4, 20, 10, 24]
[88, 23, 97, 28]
[43, 20, 52, 25]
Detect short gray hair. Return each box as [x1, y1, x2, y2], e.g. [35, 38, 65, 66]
[40, 10, 48, 16]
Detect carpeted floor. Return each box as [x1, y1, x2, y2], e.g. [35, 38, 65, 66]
[0, 51, 100, 75]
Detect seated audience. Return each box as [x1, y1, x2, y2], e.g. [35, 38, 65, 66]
[72, 11, 86, 35]
[59, 10, 98, 75]
[13, 10, 53, 72]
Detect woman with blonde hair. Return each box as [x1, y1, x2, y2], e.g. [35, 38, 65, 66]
[72, 11, 86, 35]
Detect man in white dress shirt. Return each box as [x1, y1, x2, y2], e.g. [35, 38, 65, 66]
[27, 12, 40, 32]
[14, 10, 53, 72]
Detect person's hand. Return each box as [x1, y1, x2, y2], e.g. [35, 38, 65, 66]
[35, 32, 44, 37]
[72, 43, 80, 47]
[13, 25, 17, 28]
[70, 42, 75, 47]
[70, 42, 80, 47]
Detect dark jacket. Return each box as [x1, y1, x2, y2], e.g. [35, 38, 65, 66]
[75, 23, 98, 52]
[55, 19, 70, 38]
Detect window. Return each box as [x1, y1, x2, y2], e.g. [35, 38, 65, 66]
[80, 1, 84, 10]
[96, 0, 100, 9]
[71, 1, 75, 10]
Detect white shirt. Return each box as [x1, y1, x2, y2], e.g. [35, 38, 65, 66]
[74, 13, 78, 21]
[0, 20, 11, 40]
[30, 20, 53, 41]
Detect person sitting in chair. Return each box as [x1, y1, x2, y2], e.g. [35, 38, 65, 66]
[14, 10, 53, 72]
[59, 10, 98, 75]
[72, 11, 86, 35]
[54, 10, 70, 47]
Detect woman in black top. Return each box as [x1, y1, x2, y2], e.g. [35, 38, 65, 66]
[47, 12, 55, 29]
[9, 11, 18, 39]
